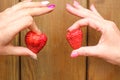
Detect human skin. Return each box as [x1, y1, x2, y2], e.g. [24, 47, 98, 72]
[0, 0, 55, 59]
[66, 0, 120, 66]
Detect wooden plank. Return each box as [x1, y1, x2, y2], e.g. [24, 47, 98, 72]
[0, 0, 19, 80]
[88, 0, 120, 80]
[21, 0, 87, 80]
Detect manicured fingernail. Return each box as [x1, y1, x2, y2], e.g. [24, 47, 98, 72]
[41, 1, 50, 5]
[48, 4, 55, 8]
[71, 51, 79, 58]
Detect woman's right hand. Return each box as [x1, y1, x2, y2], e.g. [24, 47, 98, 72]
[0, 0, 55, 59]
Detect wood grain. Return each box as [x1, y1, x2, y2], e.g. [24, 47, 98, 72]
[20, 0, 87, 80]
[0, 0, 19, 80]
[88, 0, 120, 80]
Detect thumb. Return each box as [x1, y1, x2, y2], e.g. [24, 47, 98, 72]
[71, 46, 100, 58]
[4, 45, 37, 60]
[23, 0, 32, 2]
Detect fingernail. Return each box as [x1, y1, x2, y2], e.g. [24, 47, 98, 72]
[48, 4, 55, 8]
[67, 28, 71, 32]
[41, 1, 50, 5]
[90, 4, 94, 8]
[67, 27, 70, 31]
[36, 29, 42, 34]
[30, 54, 38, 60]
[74, 0, 79, 4]
[66, 4, 70, 7]
[71, 51, 79, 58]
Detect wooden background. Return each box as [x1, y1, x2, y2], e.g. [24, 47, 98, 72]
[0, 0, 120, 80]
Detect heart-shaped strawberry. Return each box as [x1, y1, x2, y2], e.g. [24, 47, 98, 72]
[25, 31, 47, 54]
[66, 29, 83, 49]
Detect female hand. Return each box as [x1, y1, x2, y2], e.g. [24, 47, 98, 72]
[0, 0, 55, 59]
[66, 1, 120, 66]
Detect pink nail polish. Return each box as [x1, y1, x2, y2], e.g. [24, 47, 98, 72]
[71, 51, 79, 58]
[48, 4, 55, 8]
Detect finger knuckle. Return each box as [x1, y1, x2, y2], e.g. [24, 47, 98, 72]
[22, 1, 31, 7]
[11, 1, 31, 11]
[4, 8, 12, 15]
[106, 20, 116, 27]
[26, 16, 33, 24]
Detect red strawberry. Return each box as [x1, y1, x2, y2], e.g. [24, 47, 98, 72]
[66, 29, 83, 49]
[25, 31, 47, 54]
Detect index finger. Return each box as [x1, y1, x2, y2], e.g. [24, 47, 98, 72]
[11, 1, 50, 11]
[68, 18, 104, 33]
